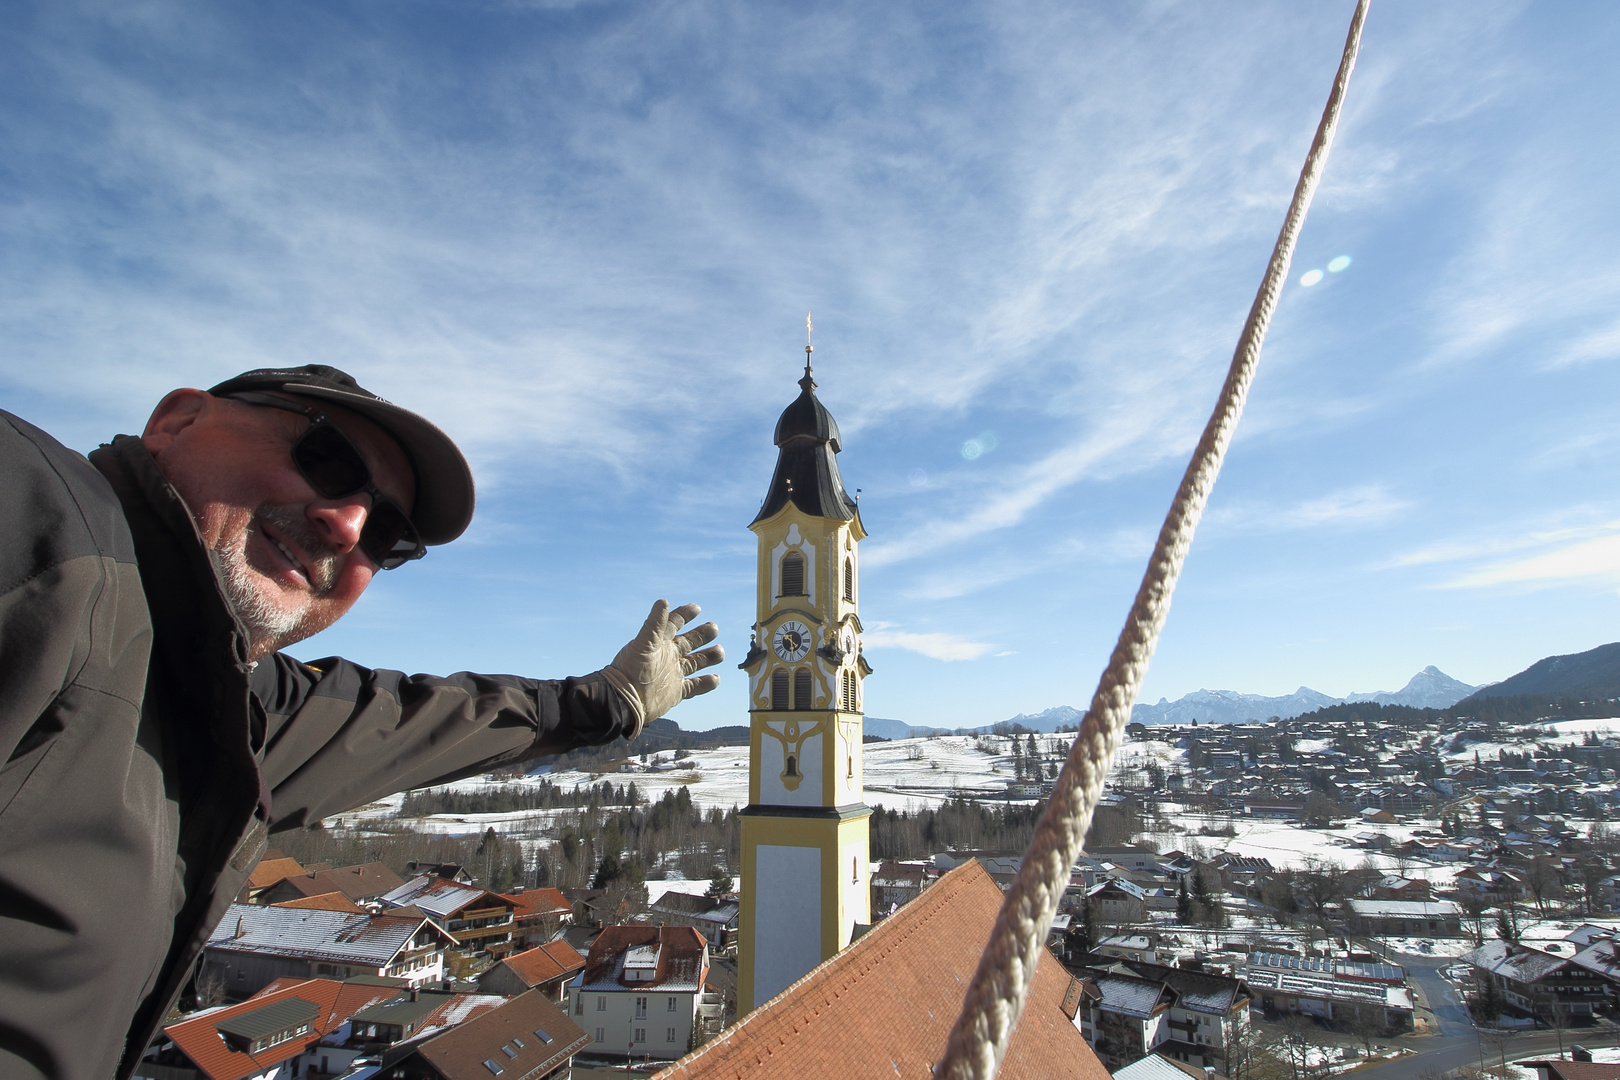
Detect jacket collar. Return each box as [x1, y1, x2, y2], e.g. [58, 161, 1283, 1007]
[88, 435, 256, 742]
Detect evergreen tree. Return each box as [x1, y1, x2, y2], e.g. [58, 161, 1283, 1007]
[592, 852, 623, 889]
[1177, 879, 1193, 923]
[706, 866, 734, 897]
[1496, 904, 1520, 943]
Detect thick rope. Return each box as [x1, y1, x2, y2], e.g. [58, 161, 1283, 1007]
[935, 3, 1371, 1076]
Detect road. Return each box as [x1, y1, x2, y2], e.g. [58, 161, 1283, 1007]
[1345, 951, 1620, 1080]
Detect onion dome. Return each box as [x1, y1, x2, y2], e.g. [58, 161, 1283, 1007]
[752, 351, 858, 524]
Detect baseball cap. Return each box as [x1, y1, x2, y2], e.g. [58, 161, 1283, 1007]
[209, 364, 475, 545]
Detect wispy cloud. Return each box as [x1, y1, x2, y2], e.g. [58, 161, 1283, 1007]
[1206, 484, 1409, 535]
[1446, 533, 1620, 589]
[862, 627, 997, 662]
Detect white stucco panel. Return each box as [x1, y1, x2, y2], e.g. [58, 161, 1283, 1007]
[753, 845, 823, 1008]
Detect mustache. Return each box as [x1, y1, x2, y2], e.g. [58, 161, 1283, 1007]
[256, 503, 339, 593]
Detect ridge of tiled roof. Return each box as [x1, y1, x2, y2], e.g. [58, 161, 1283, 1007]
[501, 942, 587, 987]
[247, 856, 307, 889]
[504, 886, 572, 918]
[271, 890, 364, 912]
[654, 859, 1110, 1080]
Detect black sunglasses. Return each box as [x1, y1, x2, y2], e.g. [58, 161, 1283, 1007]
[224, 392, 426, 570]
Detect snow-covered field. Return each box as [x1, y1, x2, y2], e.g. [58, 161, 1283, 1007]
[323, 729, 1574, 890]
[1443, 717, 1620, 765]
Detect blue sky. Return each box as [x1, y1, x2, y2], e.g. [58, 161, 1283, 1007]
[4, 1, 1619, 730]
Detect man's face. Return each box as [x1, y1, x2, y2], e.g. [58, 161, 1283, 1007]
[143, 389, 416, 660]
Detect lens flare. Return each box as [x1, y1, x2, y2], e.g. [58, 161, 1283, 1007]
[907, 468, 927, 487]
[1327, 255, 1352, 273]
[960, 430, 998, 461]
[1300, 269, 1324, 287]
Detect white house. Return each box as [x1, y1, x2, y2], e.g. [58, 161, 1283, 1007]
[567, 925, 719, 1059]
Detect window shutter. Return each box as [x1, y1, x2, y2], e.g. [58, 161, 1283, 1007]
[772, 669, 789, 710]
[780, 553, 805, 596]
[843, 557, 854, 601]
[793, 668, 812, 710]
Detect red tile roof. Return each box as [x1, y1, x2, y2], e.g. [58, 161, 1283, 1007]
[247, 856, 307, 889]
[163, 978, 398, 1080]
[1522, 1063, 1620, 1080]
[273, 861, 405, 900]
[655, 860, 1111, 1080]
[271, 890, 364, 912]
[503, 886, 573, 920]
[412, 990, 592, 1079]
[499, 941, 588, 988]
[582, 925, 709, 992]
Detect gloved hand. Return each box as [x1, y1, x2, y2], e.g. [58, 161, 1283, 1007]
[601, 600, 724, 737]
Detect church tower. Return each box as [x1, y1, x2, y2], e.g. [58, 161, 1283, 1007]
[736, 329, 871, 1013]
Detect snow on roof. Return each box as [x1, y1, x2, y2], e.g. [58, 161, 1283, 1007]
[378, 875, 496, 919]
[1114, 1055, 1208, 1080]
[1460, 939, 1570, 984]
[1348, 899, 1461, 917]
[1093, 976, 1169, 1019]
[206, 904, 435, 966]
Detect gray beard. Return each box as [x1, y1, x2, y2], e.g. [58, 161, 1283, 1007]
[210, 504, 339, 657]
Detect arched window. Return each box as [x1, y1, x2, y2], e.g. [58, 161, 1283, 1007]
[771, 669, 789, 711]
[843, 557, 854, 602]
[840, 671, 854, 712]
[784, 754, 799, 778]
[780, 552, 805, 597]
[793, 668, 812, 710]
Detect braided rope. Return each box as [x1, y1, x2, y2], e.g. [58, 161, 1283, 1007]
[936, 3, 1370, 1076]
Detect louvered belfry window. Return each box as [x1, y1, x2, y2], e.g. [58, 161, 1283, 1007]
[781, 552, 805, 596]
[793, 668, 812, 710]
[843, 557, 854, 601]
[772, 669, 790, 710]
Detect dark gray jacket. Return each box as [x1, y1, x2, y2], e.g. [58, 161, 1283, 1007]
[0, 414, 633, 1080]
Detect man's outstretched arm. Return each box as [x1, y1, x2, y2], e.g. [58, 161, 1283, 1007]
[254, 600, 722, 831]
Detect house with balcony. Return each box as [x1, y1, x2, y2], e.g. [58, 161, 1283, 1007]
[381, 875, 519, 975]
[201, 904, 456, 997]
[1460, 938, 1615, 1021]
[567, 926, 719, 1059]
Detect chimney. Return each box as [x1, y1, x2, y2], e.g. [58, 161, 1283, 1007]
[410, 987, 419, 1002]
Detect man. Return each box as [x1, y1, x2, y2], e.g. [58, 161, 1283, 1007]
[0, 365, 723, 1080]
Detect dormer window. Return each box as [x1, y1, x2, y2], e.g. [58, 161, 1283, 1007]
[780, 552, 805, 597]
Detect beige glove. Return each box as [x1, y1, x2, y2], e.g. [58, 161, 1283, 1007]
[601, 600, 724, 737]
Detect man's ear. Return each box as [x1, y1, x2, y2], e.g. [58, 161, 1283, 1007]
[142, 389, 210, 454]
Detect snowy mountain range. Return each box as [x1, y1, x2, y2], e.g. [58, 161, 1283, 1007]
[980, 665, 1477, 733]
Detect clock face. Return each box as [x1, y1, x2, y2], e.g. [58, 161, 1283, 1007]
[773, 620, 812, 662]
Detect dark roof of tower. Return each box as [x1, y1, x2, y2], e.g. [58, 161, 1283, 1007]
[752, 366, 858, 525]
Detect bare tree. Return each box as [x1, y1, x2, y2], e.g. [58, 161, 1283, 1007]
[1460, 895, 1491, 945]
[1481, 1025, 1521, 1079]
